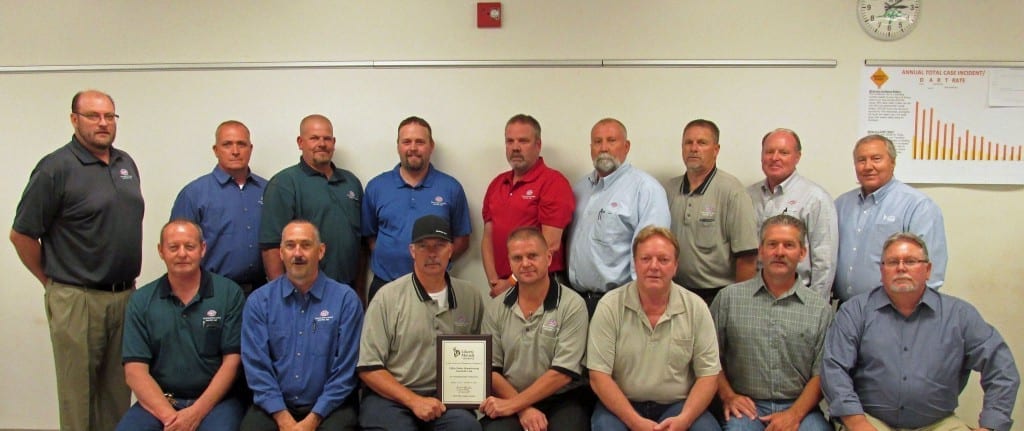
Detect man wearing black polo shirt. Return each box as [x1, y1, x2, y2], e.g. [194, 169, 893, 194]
[116, 220, 245, 430]
[11, 89, 144, 431]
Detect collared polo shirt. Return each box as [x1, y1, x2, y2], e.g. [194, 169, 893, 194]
[260, 158, 363, 284]
[833, 179, 947, 301]
[747, 171, 838, 298]
[361, 163, 471, 281]
[710, 273, 833, 400]
[242, 272, 364, 418]
[122, 271, 244, 399]
[482, 278, 588, 393]
[171, 165, 267, 284]
[482, 158, 575, 277]
[357, 272, 484, 393]
[668, 167, 758, 291]
[13, 136, 144, 285]
[568, 163, 670, 293]
[822, 287, 1018, 431]
[587, 281, 720, 404]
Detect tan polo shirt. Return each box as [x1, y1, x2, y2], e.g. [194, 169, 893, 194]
[482, 279, 588, 393]
[587, 281, 720, 404]
[357, 272, 484, 393]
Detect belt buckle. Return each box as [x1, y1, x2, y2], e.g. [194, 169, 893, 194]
[164, 393, 177, 408]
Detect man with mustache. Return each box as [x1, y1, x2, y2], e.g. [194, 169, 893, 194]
[833, 134, 947, 303]
[115, 220, 246, 430]
[482, 114, 575, 298]
[746, 128, 837, 299]
[11, 89, 143, 430]
[668, 119, 758, 305]
[822, 232, 1018, 431]
[710, 215, 833, 431]
[171, 120, 267, 295]
[358, 215, 484, 431]
[362, 116, 472, 302]
[241, 220, 364, 430]
[260, 115, 366, 300]
[567, 117, 670, 316]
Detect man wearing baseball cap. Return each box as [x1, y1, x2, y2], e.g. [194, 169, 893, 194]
[357, 215, 485, 431]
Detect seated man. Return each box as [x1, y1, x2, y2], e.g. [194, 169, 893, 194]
[241, 220, 364, 431]
[588, 226, 721, 431]
[479, 227, 590, 431]
[711, 215, 832, 431]
[116, 220, 245, 431]
[357, 215, 485, 431]
[823, 232, 1019, 431]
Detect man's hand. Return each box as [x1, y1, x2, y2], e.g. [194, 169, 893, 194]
[626, 416, 659, 431]
[480, 396, 518, 418]
[408, 395, 446, 422]
[163, 405, 204, 431]
[293, 413, 322, 431]
[517, 406, 548, 431]
[761, 408, 802, 431]
[489, 278, 513, 298]
[654, 414, 693, 431]
[721, 393, 757, 420]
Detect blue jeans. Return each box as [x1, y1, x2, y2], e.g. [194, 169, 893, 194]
[114, 397, 243, 431]
[720, 399, 830, 431]
[592, 399, 720, 431]
[360, 391, 481, 431]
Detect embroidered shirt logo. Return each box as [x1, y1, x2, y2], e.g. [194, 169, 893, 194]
[431, 195, 447, 206]
[119, 168, 134, 180]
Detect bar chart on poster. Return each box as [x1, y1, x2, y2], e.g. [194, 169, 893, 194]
[859, 63, 1024, 184]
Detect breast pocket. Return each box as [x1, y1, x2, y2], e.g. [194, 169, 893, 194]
[311, 318, 338, 357]
[593, 207, 632, 246]
[200, 325, 223, 357]
[695, 217, 721, 251]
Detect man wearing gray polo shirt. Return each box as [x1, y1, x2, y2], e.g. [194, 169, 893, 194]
[358, 215, 485, 431]
[669, 118, 758, 305]
[568, 118, 670, 316]
[710, 215, 832, 431]
[479, 227, 589, 431]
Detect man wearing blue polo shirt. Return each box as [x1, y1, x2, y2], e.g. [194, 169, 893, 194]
[362, 116, 471, 301]
[116, 220, 245, 430]
[171, 120, 267, 294]
[242, 220, 364, 431]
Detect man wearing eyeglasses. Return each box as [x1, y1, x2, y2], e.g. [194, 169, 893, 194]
[11, 89, 144, 430]
[822, 232, 1019, 431]
[833, 134, 947, 302]
[260, 114, 366, 301]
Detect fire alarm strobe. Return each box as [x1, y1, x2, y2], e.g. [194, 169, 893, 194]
[477, 2, 501, 28]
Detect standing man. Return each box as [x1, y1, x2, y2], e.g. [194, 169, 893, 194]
[668, 118, 758, 305]
[747, 128, 837, 299]
[567, 117, 670, 315]
[242, 220, 364, 430]
[823, 233, 1018, 431]
[482, 114, 575, 298]
[362, 116, 472, 301]
[172, 120, 267, 294]
[11, 90, 143, 430]
[479, 227, 590, 431]
[260, 114, 365, 299]
[358, 215, 484, 431]
[833, 134, 947, 302]
[116, 220, 245, 430]
[710, 215, 833, 431]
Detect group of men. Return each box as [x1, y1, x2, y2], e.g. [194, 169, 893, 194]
[10, 89, 1018, 431]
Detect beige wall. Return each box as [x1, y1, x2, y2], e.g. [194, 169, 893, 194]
[1, 1, 1021, 428]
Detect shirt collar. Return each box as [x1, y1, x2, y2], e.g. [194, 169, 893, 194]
[211, 165, 259, 187]
[859, 178, 899, 203]
[68, 135, 122, 166]
[501, 275, 561, 311]
[623, 281, 687, 318]
[389, 163, 436, 189]
[503, 157, 549, 186]
[867, 284, 939, 313]
[752, 272, 808, 303]
[280, 271, 328, 300]
[157, 270, 215, 302]
[589, 161, 633, 187]
[761, 170, 801, 195]
[681, 166, 718, 195]
[297, 157, 343, 183]
[412, 272, 459, 309]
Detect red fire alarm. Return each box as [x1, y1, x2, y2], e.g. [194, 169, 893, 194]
[477, 2, 501, 28]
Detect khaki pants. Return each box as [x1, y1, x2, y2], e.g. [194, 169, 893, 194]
[838, 413, 972, 431]
[44, 280, 133, 431]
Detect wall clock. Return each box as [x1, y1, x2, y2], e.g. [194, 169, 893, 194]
[858, 0, 921, 41]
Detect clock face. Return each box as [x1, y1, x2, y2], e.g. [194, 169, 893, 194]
[858, 0, 921, 41]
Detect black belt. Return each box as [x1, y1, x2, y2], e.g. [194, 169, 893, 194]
[53, 278, 135, 292]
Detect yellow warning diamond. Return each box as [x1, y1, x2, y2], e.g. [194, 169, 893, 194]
[871, 68, 889, 89]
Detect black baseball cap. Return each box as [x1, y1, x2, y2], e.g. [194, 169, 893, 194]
[411, 215, 452, 243]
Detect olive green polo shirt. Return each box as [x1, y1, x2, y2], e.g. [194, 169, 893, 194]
[357, 273, 484, 393]
[122, 271, 245, 398]
[587, 281, 720, 404]
[260, 158, 363, 284]
[482, 279, 588, 393]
